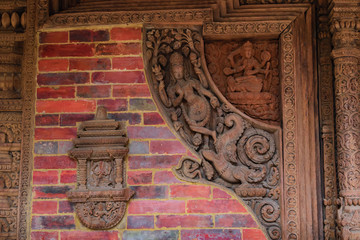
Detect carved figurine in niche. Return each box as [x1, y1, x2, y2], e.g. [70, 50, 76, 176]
[224, 41, 270, 93]
[205, 40, 280, 124]
[159, 52, 219, 147]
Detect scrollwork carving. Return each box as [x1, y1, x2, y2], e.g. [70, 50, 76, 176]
[145, 27, 281, 239]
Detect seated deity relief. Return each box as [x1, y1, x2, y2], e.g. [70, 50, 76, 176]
[205, 40, 280, 124]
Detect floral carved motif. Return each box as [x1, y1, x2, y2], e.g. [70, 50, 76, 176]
[145, 27, 281, 239]
[67, 106, 134, 229]
[205, 40, 280, 124]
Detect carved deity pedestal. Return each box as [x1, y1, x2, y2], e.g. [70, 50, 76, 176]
[67, 106, 134, 229]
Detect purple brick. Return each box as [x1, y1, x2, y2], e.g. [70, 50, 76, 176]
[215, 214, 258, 228]
[109, 113, 141, 125]
[181, 229, 241, 240]
[60, 114, 94, 126]
[70, 30, 109, 42]
[127, 216, 154, 229]
[129, 99, 156, 111]
[58, 141, 74, 154]
[130, 186, 168, 199]
[127, 126, 175, 139]
[129, 141, 149, 154]
[37, 73, 89, 86]
[123, 230, 178, 240]
[128, 155, 182, 169]
[32, 216, 75, 230]
[34, 141, 58, 154]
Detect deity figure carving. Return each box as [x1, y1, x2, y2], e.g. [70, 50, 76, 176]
[205, 40, 280, 124]
[146, 28, 281, 239]
[158, 51, 219, 147]
[224, 41, 271, 93]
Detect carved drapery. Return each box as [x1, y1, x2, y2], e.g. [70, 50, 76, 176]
[67, 106, 134, 229]
[329, 0, 360, 239]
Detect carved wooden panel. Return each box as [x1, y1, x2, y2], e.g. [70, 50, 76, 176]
[67, 106, 134, 229]
[205, 40, 280, 125]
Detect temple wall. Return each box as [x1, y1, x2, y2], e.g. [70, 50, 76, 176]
[30, 25, 266, 240]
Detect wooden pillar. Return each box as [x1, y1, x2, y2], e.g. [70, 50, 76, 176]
[329, 0, 360, 238]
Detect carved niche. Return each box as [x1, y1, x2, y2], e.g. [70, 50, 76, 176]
[145, 28, 281, 239]
[205, 40, 280, 124]
[67, 106, 134, 229]
[0, 112, 21, 239]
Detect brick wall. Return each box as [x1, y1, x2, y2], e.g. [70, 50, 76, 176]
[31, 26, 267, 240]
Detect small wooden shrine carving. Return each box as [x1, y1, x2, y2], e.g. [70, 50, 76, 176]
[67, 106, 134, 230]
[145, 28, 281, 239]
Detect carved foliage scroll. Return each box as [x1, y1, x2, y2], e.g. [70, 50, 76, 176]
[67, 106, 134, 229]
[144, 27, 281, 239]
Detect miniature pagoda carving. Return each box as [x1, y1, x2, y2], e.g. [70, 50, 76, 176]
[67, 106, 134, 230]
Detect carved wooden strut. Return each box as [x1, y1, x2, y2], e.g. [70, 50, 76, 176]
[67, 106, 134, 229]
[145, 28, 281, 239]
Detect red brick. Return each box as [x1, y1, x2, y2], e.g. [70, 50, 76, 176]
[112, 57, 143, 70]
[33, 171, 58, 185]
[97, 99, 127, 111]
[170, 185, 211, 198]
[34, 186, 72, 199]
[131, 186, 168, 199]
[60, 170, 77, 183]
[31, 231, 59, 240]
[40, 31, 68, 43]
[34, 156, 76, 169]
[60, 114, 94, 126]
[39, 44, 94, 58]
[113, 84, 150, 97]
[35, 114, 59, 126]
[77, 85, 111, 98]
[37, 100, 96, 113]
[128, 200, 185, 214]
[32, 215, 75, 229]
[154, 170, 182, 184]
[128, 155, 182, 169]
[150, 140, 186, 154]
[37, 87, 75, 99]
[215, 214, 258, 228]
[127, 215, 154, 229]
[95, 43, 141, 55]
[143, 112, 165, 125]
[110, 27, 141, 41]
[127, 171, 152, 185]
[213, 188, 232, 199]
[69, 58, 111, 71]
[187, 199, 247, 213]
[37, 72, 89, 86]
[32, 201, 57, 214]
[38, 59, 68, 72]
[35, 128, 77, 140]
[243, 229, 267, 240]
[156, 215, 212, 228]
[70, 30, 109, 42]
[59, 201, 74, 213]
[92, 71, 145, 84]
[61, 231, 118, 240]
[127, 126, 175, 139]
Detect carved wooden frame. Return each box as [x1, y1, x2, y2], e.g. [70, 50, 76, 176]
[141, 5, 321, 240]
[30, 1, 322, 239]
